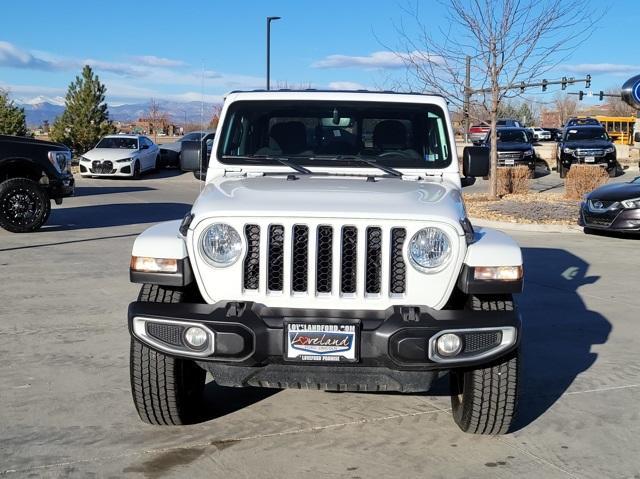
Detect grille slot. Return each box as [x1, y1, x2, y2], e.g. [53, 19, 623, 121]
[146, 322, 184, 347]
[316, 226, 333, 293]
[365, 227, 382, 294]
[390, 228, 407, 294]
[292, 225, 309, 292]
[341, 226, 358, 294]
[243, 224, 260, 290]
[268, 225, 284, 291]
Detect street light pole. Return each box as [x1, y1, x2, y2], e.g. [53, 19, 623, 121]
[266, 16, 281, 91]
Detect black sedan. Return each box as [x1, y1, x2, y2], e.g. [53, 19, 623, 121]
[579, 177, 640, 233]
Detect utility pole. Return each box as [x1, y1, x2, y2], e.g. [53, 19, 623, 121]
[463, 55, 471, 143]
[266, 16, 281, 91]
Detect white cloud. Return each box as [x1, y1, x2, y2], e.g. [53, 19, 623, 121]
[560, 63, 640, 75]
[132, 55, 186, 67]
[328, 81, 367, 90]
[0, 41, 63, 70]
[312, 50, 441, 69]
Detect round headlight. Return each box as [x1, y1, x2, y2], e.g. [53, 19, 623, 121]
[200, 223, 242, 267]
[409, 227, 451, 272]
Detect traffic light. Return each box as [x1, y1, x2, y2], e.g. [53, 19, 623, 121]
[578, 90, 584, 101]
[561, 77, 567, 90]
[599, 91, 604, 101]
[585, 74, 591, 89]
[520, 81, 526, 93]
[542, 79, 548, 92]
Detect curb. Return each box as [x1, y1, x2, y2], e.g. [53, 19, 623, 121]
[470, 217, 583, 233]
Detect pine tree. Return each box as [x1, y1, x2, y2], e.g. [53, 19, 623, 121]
[0, 89, 28, 136]
[50, 65, 115, 153]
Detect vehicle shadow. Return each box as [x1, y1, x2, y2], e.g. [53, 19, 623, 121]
[74, 186, 156, 197]
[43, 202, 191, 231]
[198, 381, 280, 422]
[512, 246, 611, 431]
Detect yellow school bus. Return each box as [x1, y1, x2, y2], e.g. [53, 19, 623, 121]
[595, 116, 637, 145]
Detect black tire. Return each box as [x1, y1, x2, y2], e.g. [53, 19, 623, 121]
[132, 161, 141, 180]
[558, 163, 566, 179]
[130, 284, 207, 425]
[0, 178, 51, 233]
[154, 154, 160, 171]
[608, 167, 616, 178]
[450, 294, 519, 435]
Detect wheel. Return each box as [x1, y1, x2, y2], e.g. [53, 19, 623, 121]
[130, 284, 207, 425]
[132, 161, 141, 180]
[154, 154, 160, 171]
[608, 167, 616, 178]
[449, 294, 519, 435]
[558, 163, 566, 179]
[0, 178, 51, 233]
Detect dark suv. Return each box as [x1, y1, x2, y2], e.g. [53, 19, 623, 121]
[481, 127, 536, 173]
[556, 125, 616, 178]
[0, 135, 74, 232]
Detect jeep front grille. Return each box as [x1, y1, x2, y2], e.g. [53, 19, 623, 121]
[243, 223, 407, 297]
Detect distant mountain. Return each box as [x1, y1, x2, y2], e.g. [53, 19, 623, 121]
[18, 98, 216, 127]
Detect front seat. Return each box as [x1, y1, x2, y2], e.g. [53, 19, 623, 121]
[373, 120, 407, 151]
[269, 121, 308, 154]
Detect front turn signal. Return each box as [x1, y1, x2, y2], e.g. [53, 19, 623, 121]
[130, 256, 178, 273]
[474, 266, 523, 281]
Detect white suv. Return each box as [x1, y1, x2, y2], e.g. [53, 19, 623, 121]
[127, 90, 524, 434]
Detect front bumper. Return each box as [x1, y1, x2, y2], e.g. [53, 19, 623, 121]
[128, 301, 521, 392]
[47, 173, 75, 199]
[79, 161, 134, 176]
[560, 152, 616, 169]
[580, 205, 640, 232]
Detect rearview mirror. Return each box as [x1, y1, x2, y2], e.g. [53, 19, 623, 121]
[463, 146, 490, 177]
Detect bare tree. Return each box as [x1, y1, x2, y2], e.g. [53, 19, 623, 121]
[390, 0, 598, 198]
[603, 89, 638, 117]
[209, 103, 223, 129]
[147, 98, 169, 142]
[554, 93, 578, 126]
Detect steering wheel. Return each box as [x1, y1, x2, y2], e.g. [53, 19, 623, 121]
[378, 150, 412, 158]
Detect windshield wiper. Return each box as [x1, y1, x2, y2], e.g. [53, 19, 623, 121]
[330, 155, 403, 177]
[221, 155, 312, 174]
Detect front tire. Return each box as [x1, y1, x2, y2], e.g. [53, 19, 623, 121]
[449, 294, 519, 434]
[0, 178, 51, 233]
[132, 161, 141, 180]
[130, 284, 206, 425]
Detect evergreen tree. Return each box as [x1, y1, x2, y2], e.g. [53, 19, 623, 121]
[50, 65, 115, 153]
[0, 89, 28, 136]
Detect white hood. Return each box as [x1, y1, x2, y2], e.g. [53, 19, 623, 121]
[191, 175, 466, 234]
[83, 148, 138, 162]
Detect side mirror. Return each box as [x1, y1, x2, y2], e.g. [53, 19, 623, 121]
[180, 140, 208, 172]
[460, 176, 476, 187]
[472, 140, 482, 146]
[193, 170, 207, 181]
[463, 146, 490, 177]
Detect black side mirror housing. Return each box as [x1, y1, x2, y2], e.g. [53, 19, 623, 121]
[180, 140, 208, 172]
[193, 170, 207, 181]
[463, 146, 490, 177]
[460, 176, 476, 187]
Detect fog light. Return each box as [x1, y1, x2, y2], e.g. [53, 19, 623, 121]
[184, 327, 208, 349]
[436, 333, 462, 357]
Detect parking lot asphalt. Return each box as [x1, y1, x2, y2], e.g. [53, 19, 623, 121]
[1, 171, 639, 478]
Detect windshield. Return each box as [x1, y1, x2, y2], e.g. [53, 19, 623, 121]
[565, 127, 608, 141]
[96, 137, 138, 149]
[182, 132, 206, 141]
[217, 100, 452, 169]
[495, 130, 528, 143]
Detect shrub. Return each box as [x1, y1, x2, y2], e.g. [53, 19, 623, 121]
[496, 166, 530, 196]
[564, 165, 609, 200]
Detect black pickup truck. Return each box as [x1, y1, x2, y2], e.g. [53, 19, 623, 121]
[0, 135, 74, 232]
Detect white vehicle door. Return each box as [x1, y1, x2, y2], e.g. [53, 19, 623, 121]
[141, 137, 153, 170]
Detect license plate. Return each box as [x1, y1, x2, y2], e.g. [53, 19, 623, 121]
[585, 156, 595, 163]
[504, 159, 515, 166]
[285, 323, 358, 362]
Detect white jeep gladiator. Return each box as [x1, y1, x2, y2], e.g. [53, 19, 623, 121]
[127, 90, 523, 434]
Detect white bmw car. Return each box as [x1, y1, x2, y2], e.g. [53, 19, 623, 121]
[79, 135, 160, 179]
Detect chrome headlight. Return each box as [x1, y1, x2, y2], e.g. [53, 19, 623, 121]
[563, 147, 574, 154]
[200, 223, 242, 267]
[621, 197, 640, 209]
[409, 227, 452, 272]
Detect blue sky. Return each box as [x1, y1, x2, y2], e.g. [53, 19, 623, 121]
[0, 0, 637, 106]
